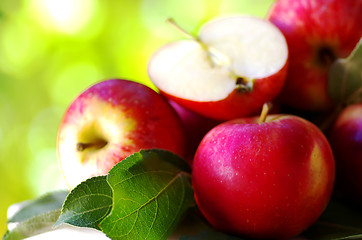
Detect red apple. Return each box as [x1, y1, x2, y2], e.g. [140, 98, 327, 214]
[192, 106, 335, 239]
[57, 79, 186, 189]
[268, 0, 362, 111]
[148, 15, 288, 120]
[329, 103, 362, 205]
[169, 100, 221, 164]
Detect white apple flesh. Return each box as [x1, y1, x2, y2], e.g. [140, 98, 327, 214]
[148, 15, 288, 120]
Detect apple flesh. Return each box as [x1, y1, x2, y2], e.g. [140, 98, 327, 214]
[329, 103, 362, 206]
[57, 79, 186, 189]
[148, 15, 288, 120]
[268, 0, 362, 111]
[192, 112, 335, 239]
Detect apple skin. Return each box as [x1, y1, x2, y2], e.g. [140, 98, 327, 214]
[329, 103, 362, 205]
[268, 0, 362, 111]
[57, 79, 187, 189]
[192, 115, 335, 239]
[168, 100, 221, 164]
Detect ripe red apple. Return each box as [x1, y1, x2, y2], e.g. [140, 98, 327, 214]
[57, 79, 186, 189]
[148, 15, 288, 120]
[329, 103, 362, 205]
[192, 106, 335, 239]
[168, 100, 221, 164]
[268, 0, 362, 111]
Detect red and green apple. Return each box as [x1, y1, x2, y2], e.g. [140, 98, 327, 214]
[57, 79, 186, 189]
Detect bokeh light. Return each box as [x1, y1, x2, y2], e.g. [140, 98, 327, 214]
[219, 0, 275, 16]
[29, 0, 98, 35]
[140, 0, 208, 38]
[26, 148, 66, 196]
[0, 19, 49, 77]
[0, 0, 274, 235]
[50, 60, 104, 106]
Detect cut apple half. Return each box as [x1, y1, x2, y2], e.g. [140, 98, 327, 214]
[148, 15, 288, 120]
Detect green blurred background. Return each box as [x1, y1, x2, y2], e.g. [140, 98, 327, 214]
[0, 0, 274, 234]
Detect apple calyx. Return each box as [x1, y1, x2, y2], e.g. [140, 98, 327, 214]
[166, 18, 254, 93]
[76, 140, 108, 152]
[315, 45, 337, 68]
[258, 103, 271, 123]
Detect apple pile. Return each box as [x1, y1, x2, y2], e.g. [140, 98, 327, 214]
[56, 0, 361, 239]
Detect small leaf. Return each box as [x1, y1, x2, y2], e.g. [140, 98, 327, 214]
[328, 38, 362, 104]
[99, 149, 194, 240]
[8, 190, 68, 223]
[55, 176, 113, 230]
[3, 210, 60, 240]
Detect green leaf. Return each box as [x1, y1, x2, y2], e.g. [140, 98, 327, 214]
[8, 190, 68, 223]
[328, 38, 362, 104]
[55, 176, 113, 230]
[302, 200, 362, 240]
[99, 149, 194, 240]
[3, 210, 60, 240]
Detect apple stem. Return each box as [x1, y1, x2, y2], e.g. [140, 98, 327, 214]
[76, 141, 107, 152]
[166, 18, 199, 41]
[258, 103, 271, 123]
[166, 17, 233, 70]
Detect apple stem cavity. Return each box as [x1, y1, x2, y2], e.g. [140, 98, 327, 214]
[258, 103, 271, 124]
[76, 140, 108, 152]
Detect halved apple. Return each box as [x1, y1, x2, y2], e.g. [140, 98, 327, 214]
[148, 15, 288, 120]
